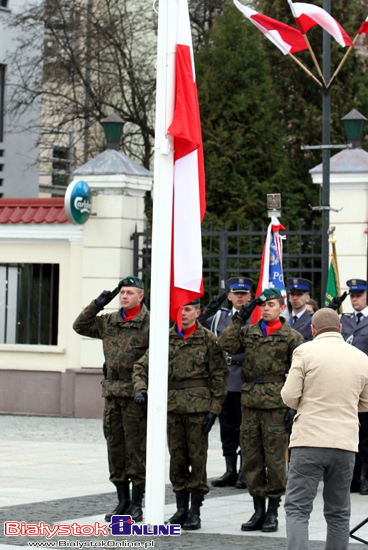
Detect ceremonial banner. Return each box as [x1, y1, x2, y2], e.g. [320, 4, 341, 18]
[325, 238, 342, 312]
[251, 217, 286, 324]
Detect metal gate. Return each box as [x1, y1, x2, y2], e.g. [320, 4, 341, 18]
[132, 221, 322, 306]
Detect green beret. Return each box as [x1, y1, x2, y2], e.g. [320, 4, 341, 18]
[118, 276, 144, 290]
[258, 288, 283, 302]
[186, 298, 201, 306]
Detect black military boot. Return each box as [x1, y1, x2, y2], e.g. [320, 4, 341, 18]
[241, 497, 266, 531]
[360, 462, 368, 495]
[166, 491, 189, 526]
[105, 483, 131, 522]
[235, 455, 247, 489]
[182, 494, 203, 530]
[211, 455, 238, 487]
[125, 485, 144, 522]
[262, 497, 281, 532]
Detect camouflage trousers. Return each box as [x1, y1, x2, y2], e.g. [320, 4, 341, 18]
[240, 406, 288, 499]
[103, 396, 147, 488]
[167, 411, 209, 495]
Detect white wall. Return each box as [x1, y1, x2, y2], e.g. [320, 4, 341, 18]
[312, 173, 368, 314]
[0, 223, 83, 370]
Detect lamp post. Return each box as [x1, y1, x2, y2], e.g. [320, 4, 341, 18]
[341, 109, 367, 148]
[101, 113, 125, 151]
[321, 0, 331, 300]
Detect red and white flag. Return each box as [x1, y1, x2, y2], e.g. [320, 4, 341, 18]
[234, 0, 307, 55]
[167, 0, 206, 330]
[288, 1, 353, 47]
[358, 16, 368, 36]
[251, 217, 287, 324]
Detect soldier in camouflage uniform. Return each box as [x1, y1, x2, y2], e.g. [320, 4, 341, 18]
[133, 299, 227, 531]
[219, 288, 304, 533]
[73, 276, 149, 523]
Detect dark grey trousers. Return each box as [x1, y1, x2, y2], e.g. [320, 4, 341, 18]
[284, 446, 355, 550]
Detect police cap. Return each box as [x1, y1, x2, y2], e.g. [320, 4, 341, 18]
[227, 277, 253, 293]
[286, 277, 312, 294]
[346, 279, 367, 295]
[118, 276, 144, 290]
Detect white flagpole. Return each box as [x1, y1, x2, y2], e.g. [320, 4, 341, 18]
[144, 0, 177, 526]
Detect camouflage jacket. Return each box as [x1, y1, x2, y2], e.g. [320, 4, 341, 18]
[73, 300, 150, 398]
[133, 322, 228, 415]
[219, 316, 304, 409]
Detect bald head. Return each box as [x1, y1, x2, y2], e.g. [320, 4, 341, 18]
[311, 308, 341, 337]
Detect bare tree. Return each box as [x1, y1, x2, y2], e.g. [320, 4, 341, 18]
[7, 0, 157, 170]
[6, 0, 228, 174]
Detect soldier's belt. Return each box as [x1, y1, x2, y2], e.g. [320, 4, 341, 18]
[226, 357, 243, 366]
[108, 370, 132, 381]
[245, 375, 285, 384]
[168, 378, 210, 390]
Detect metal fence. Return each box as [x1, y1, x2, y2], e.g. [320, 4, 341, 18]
[132, 221, 322, 306]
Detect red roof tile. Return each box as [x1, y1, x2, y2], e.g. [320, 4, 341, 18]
[0, 198, 68, 224]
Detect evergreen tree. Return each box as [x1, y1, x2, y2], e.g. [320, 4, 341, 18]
[196, 2, 290, 229]
[196, 0, 368, 229]
[256, 0, 368, 218]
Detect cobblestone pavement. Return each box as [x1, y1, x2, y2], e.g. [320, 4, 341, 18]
[0, 415, 365, 549]
[0, 486, 364, 548]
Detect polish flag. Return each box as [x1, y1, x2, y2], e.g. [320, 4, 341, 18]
[234, 0, 308, 55]
[251, 217, 287, 324]
[167, 0, 205, 331]
[288, 1, 353, 47]
[358, 16, 368, 36]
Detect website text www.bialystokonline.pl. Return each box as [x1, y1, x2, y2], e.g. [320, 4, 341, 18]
[27, 542, 154, 549]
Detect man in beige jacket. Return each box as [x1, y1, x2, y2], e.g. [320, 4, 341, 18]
[281, 308, 368, 550]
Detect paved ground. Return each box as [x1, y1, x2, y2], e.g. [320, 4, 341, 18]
[0, 414, 367, 549]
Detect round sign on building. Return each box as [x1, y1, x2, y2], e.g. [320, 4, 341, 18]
[64, 180, 92, 224]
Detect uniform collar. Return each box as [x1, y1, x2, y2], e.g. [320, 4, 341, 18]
[292, 308, 307, 319]
[112, 303, 147, 324]
[354, 306, 368, 318]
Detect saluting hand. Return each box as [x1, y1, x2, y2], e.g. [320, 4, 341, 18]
[94, 287, 120, 309]
[327, 291, 348, 311]
[204, 293, 228, 315]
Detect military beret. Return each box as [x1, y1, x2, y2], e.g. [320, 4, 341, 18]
[186, 298, 201, 306]
[258, 288, 283, 302]
[118, 276, 144, 290]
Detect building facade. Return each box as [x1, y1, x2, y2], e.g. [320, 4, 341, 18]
[0, 148, 153, 417]
[0, 0, 42, 198]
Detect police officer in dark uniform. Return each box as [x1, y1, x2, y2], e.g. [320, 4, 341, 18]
[336, 279, 368, 494]
[286, 278, 313, 342]
[198, 276, 253, 489]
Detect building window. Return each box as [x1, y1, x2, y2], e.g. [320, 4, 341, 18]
[0, 0, 8, 8]
[0, 65, 5, 142]
[0, 263, 59, 345]
[52, 146, 70, 187]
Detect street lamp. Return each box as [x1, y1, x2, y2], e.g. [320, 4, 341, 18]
[101, 113, 125, 151]
[341, 109, 367, 149]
